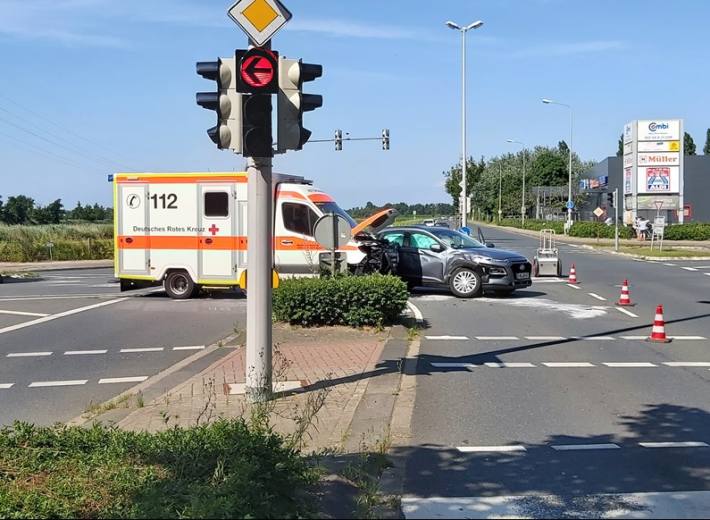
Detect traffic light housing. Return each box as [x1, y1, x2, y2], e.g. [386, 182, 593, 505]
[382, 129, 390, 150]
[607, 192, 614, 206]
[335, 129, 343, 151]
[196, 58, 242, 152]
[277, 57, 323, 152]
[242, 94, 273, 158]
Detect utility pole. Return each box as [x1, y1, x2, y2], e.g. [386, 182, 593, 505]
[614, 187, 620, 252]
[498, 163, 502, 223]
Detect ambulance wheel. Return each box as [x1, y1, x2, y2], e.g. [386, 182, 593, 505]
[164, 271, 195, 299]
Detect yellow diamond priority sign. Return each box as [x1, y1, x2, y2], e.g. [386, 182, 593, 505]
[228, 0, 292, 47]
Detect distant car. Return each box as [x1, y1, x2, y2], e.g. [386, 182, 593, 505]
[422, 219, 435, 227]
[378, 226, 532, 298]
[434, 220, 450, 228]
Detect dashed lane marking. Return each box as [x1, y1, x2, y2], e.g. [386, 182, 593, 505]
[6, 352, 53, 358]
[0, 384, 14, 389]
[603, 362, 657, 367]
[664, 362, 710, 367]
[543, 362, 595, 368]
[681, 267, 699, 271]
[0, 309, 50, 317]
[577, 336, 615, 341]
[525, 336, 566, 340]
[64, 350, 109, 355]
[588, 293, 607, 301]
[458, 446, 526, 453]
[551, 443, 621, 451]
[98, 376, 149, 384]
[172, 345, 206, 351]
[29, 380, 88, 388]
[669, 335, 707, 340]
[663, 262, 677, 266]
[475, 336, 520, 340]
[425, 335, 469, 340]
[620, 335, 649, 340]
[616, 307, 639, 318]
[566, 284, 581, 289]
[484, 362, 536, 368]
[119, 347, 165, 353]
[640, 441, 710, 449]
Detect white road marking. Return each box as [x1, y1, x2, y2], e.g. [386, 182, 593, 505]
[566, 284, 581, 289]
[706, 273, 710, 277]
[475, 336, 519, 340]
[120, 347, 164, 353]
[663, 263, 677, 266]
[616, 307, 639, 318]
[588, 293, 607, 301]
[0, 384, 14, 389]
[531, 278, 567, 283]
[664, 362, 710, 367]
[694, 266, 710, 269]
[457, 445, 526, 453]
[543, 362, 595, 368]
[98, 376, 149, 384]
[172, 345, 206, 351]
[681, 266, 699, 271]
[668, 335, 707, 340]
[425, 335, 469, 341]
[477, 297, 608, 320]
[578, 336, 615, 341]
[620, 335, 648, 340]
[430, 363, 476, 369]
[640, 441, 709, 449]
[551, 443, 620, 451]
[406, 301, 425, 323]
[29, 380, 88, 388]
[603, 362, 657, 367]
[0, 309, 50, 317]
[0, 298, 128, 335]
[484, 362, 536, 368]
[64, 350, 108, 355]
[525, 336, 566, 340]
[7, 352, 53, 358]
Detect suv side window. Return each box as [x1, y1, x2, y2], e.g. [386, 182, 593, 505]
[282, 202, 319, 236]
[409, 232, 439, 250]
[381, 232, 405, 247]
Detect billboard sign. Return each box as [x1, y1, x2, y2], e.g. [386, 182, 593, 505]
[638, 166, 680, 193]
[638, 152, 680, 166]
[637, 120, 681, 141]
[638, 140, 681, 152]
[624, 168, 632, 194]
[623, 154, 634, 168]
[624, 122, 633, 143]
[624, 142, 633, 155]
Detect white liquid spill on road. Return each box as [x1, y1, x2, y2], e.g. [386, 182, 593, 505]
[477, 297, 607, 319]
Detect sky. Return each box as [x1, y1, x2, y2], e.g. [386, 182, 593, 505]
[1, 0, 709, 209]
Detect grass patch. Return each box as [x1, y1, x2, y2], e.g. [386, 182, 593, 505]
[0, 224, 113, 262]
[612, 247, 710, 258]
[0, 420, 316, 519]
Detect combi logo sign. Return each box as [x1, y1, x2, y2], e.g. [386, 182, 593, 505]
[648, 122, 669, 132]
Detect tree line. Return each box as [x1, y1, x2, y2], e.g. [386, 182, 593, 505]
[347, 201, 454, 219]
[0, 195, 112, 225]
[616, 130, 710, 156]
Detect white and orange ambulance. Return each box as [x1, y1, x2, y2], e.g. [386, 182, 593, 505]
[113, 172, 395, 298]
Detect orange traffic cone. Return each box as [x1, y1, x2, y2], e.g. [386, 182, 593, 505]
[647, 305, 672, 343]
[616, 279, 635, 306]
[568, 263, 579, 284]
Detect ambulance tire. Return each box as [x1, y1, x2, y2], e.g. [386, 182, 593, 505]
[164, 271, 196, 300]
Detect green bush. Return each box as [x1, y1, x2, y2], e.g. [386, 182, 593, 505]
[664, 223, 710, 241]
[568, 221, 635, 239]
[273, 274, 409, 327]
[0, 420, 316, 519]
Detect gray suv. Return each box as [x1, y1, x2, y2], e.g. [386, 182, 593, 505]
[378, 226, 532, 298]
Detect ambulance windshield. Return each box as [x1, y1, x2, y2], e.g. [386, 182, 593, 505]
[314, 202, 357, 228]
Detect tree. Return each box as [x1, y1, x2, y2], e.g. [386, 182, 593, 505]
[530, 149, 568, 187]
[617, 134, 624, 157]
[558, 140, 570, 156]
[443, 157, 486, 210]
[3, 195, 35, 224]
[0, 196, 4, 222]
[704, 128, 710, 155]
[684, 132, 696, 155]
[33, 199, 64, 224]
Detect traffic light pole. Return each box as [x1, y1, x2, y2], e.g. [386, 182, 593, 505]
[245, 155, 273, 402]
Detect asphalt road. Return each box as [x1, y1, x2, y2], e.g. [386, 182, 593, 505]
[402, 225, 710, 518]
[0, 268, 246, 425]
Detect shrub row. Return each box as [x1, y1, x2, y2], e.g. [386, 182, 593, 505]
[664, 223, 710, 241]
[273, 274, 409, 327]
[0, 420, 315, 519]
[0, 238, 113, 262]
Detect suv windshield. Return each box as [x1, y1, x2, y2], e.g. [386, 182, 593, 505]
[315, 202, 357, 228]
[430, 229, 485, 249]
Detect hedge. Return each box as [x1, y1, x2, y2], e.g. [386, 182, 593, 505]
[0, 420, 315, 519]
[273, 274, 409, 327]
[664, 223, 710, 241]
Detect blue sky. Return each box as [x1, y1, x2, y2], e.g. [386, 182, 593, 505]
[1, 0, 709, 209]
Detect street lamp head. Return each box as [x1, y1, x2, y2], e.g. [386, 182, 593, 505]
[467, 20, 484, 30]
[542, 98, 553, 104]
[506, 139, 515, 143]
[445, 21, 461, 30]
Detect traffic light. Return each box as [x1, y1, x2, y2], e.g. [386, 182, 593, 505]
[607, 192, 615, 206]
[335, 129, 343, 151]
[196, 58, 242, 151]
[382, 129, 390, 150]
[277, 57, 323, 152]
[242, 94, 273, 158]
[235, 48, 279, 94]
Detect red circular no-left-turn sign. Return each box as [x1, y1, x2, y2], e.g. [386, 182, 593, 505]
[240, 55, 275, 88]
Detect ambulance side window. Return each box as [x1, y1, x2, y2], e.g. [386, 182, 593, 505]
[282, 203, 318, 236]
[204, 192, 229, 218]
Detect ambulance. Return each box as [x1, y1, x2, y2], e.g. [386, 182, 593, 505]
[113, 172, 396, 298]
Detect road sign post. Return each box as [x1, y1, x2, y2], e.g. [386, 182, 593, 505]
[314, 213, 352, 277]
[614, 188, 619, 252]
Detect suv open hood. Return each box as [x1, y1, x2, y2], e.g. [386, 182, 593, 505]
[352, 208, 398, 235]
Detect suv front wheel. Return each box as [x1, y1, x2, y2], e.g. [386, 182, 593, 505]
[449, 267, 482, 298]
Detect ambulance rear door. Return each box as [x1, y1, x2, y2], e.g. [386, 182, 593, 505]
[117, 183, 150, 276]
[198, 183, 237, 281]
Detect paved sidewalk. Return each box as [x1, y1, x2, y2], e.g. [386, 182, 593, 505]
[0, 259, 113, 272]
[114, 325, 394, 454]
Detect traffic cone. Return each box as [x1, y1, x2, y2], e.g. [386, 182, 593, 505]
[647, 305, 672, 343]
[568, 263, 578, 284]
[616, 279, 635, 306]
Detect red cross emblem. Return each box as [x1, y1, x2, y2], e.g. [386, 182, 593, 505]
[208, 224, 220, 236]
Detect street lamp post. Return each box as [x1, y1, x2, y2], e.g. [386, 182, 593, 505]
[542, 98, 574, 231]
[498, 162, 502, 223]
[446, 19, 484, 228]
[506, 139, 527, 226]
